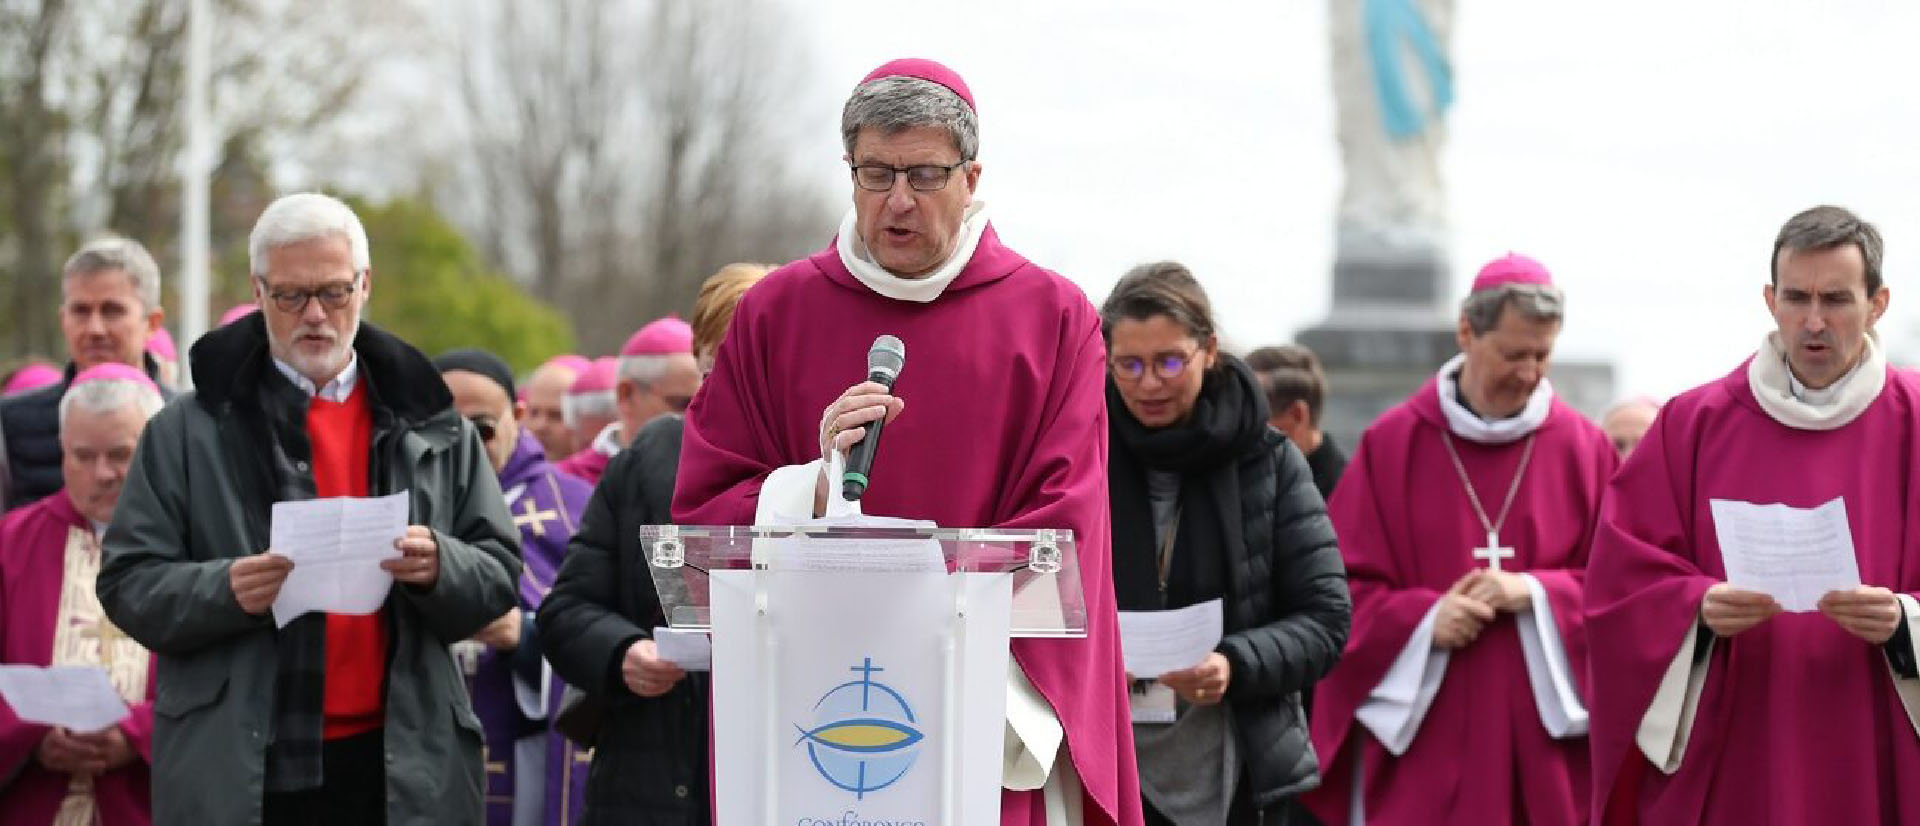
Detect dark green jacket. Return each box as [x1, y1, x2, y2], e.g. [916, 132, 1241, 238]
[97, 316, 521, 826]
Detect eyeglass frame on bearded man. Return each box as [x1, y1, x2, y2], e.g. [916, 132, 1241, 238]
[255, 272, 366, 314]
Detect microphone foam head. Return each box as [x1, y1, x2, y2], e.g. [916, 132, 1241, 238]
[868, 335, 906, 380]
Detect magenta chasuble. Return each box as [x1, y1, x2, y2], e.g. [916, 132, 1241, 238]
[1586, 363, 1920, 825]
[673, 226, 1142, 826]
[0, 492, 156, 825]
[1302, 380, 1615, 826]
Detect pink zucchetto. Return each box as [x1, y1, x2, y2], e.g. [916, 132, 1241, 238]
[3, 363, 62, 397]
[862, 58, 976, 113]
[544, 354, 593, 375]
[1471, 253, 1554, 293]
[147, 327, 177, 361]
[567, 357, 620, 395]
[71, 363, 160, 394]
[620, 317, 694, 357]
[219, 303, 259, 327]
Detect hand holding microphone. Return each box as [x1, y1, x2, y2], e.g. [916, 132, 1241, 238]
[817, 336, 906, 502]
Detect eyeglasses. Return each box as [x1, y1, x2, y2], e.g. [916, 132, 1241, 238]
[259, 275, 362, 314]
[662, 394, 693, 413]
[1110, 347, 1202, 383]
[467, 415, 498, 442]
[849, 160, 969, 193]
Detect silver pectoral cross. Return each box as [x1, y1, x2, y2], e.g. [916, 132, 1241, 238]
[1472, 531, 1515, 572]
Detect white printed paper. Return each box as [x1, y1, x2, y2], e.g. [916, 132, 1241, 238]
[1117, 598, 1224, 678]
[271, 492, 409, 628]
[1129, 682, 1177, 724]
[653, 626, 712, 671]
[1710, 497, 1863, 612]
[0, 665, 131, 733]
[768, 514, 944, 573]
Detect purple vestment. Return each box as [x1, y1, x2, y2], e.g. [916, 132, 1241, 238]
[466, 433, 589, 826]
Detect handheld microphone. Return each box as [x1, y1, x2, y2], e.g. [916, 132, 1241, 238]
[842, 335, 905, 501]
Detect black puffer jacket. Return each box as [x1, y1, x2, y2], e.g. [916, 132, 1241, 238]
[537, 414, 709, 825]
[1110, 356, 1352, 808]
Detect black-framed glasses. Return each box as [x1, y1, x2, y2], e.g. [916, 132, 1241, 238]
[466, 415, 498, 442]
[259, 274, 363, 314]
[849, 160, 969, 192]
[662, 394, 693, 413]
[1110, 346, 1202, 383]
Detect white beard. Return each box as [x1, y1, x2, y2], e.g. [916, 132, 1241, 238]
[279, 319, 360, 384]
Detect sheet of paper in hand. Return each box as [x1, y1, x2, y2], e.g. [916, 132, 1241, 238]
[1709, 496, 1863, 612]
[270, 492, 409, 628]
[0, 665, 131, 733]
[653, 626, 712, 671]
[1117, 598, 1224, 678]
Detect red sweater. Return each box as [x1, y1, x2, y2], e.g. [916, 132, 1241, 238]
[307, 383, 388, 740]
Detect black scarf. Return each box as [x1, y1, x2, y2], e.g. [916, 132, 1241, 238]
[1108, 356, 1270, 610]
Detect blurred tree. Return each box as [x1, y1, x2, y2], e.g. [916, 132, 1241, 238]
[0, 0, 407, 357]
[440, 0, 835, 353]
[355, 196, 574, 375]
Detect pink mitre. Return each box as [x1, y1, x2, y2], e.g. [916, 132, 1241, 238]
[862, 58, 976, 113]
[621, 317, 694, 357]
[568, 357, 620, 395]
[219, 303, 259, 327]
[1471, 253, 1554, 293]
[147, 327, 177, 361]
[3, 363, 62, 396]
[71, 363, 160, 394]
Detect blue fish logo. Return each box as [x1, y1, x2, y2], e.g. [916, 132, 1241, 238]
[797, 658, 923, 799]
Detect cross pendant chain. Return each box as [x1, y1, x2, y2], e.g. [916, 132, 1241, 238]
[1473, 530, 1516, 572]
[1440, 432, 1536, 572]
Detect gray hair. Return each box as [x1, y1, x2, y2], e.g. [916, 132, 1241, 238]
[841, 76, 979, 161]
[617, 354, 673, 389]
[1461, 283, 1566, 336]
[58, 378, 163, 428]
[1772, 205, 1884, 294]
[249, 192, 372, 278]
[63, 236, 162, 311]
[562, 390, 617, 429]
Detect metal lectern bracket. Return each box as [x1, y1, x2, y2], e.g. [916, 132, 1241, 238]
[1029, 530, 1062, 574]
[651, 526, 684, 568]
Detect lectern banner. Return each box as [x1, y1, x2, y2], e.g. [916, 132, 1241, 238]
[710, 567, 1013, 826]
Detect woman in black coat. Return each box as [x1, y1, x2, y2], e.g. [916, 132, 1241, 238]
[1101, 262, 1352, 826]
[536, 263, 769, 825]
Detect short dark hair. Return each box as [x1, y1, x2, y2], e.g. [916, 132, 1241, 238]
[1771, 205, 1884, 294]
[1099, 261, 1216, 343]
[1258, 368, 1326, 427]
[1244, 344, 1321, 374]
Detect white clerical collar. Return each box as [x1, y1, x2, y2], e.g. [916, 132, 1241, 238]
[90, 520, 108, 541]
[1787, 354, 1866, 405]
[1435, 353, 1554, 444]
[590, 421, 624, 458]
[272, 352, 360, 403]
[1747, 331, 1885, 431]
[836, 201, 990, 303]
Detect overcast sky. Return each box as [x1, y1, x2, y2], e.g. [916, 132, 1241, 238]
[793, 0, 1920, 400]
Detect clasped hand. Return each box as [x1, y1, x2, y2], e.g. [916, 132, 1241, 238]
[1433, 569, 1532, 650]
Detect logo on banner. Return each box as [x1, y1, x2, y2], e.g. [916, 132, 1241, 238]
[794, 657, 924, 799]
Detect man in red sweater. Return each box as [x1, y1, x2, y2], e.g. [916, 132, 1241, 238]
[97, 193, 521, 826]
